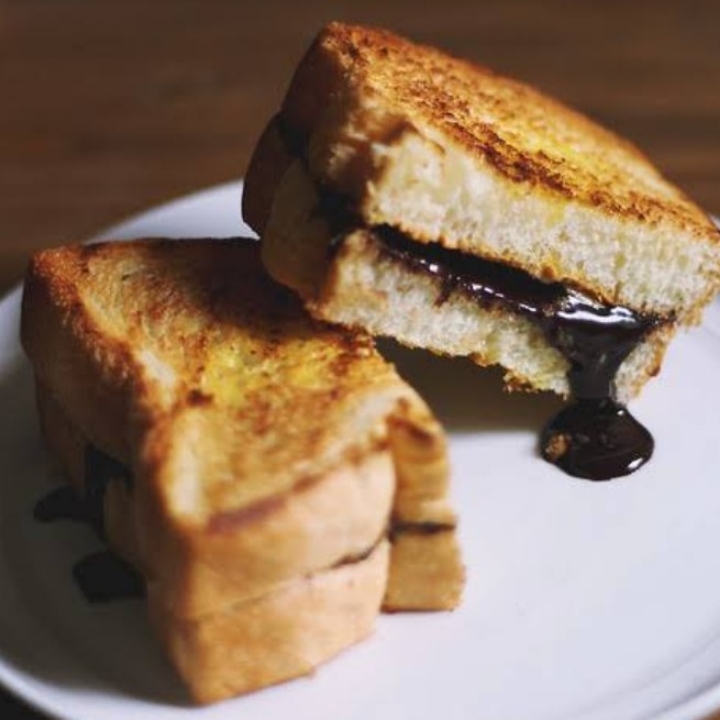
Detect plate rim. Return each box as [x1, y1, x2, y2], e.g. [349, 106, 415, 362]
[0, 185, 719, 720]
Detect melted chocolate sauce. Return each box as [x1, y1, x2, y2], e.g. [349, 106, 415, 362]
[35, 445, 132, 534]
[377, 228, 565, 313]
[376, 229, 658, 480]
[34, 444, 141, 601]
[34, 486, 88, 523]
[73, 551, 144, 603]
[288, 121, 658, 480]
[84, 444, 133, 536]
[541, 399, 653, 479]
[389, 521, 455, 542]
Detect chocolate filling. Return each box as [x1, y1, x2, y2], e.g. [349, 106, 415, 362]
[278, 123, 660, 479]
[34, 486, 88, 524]
[83, 443, 133, 537]
[34, 444, 143, 602]
[373, 229, 661, 481]
[72, 551, 144, 603]
[389, 521, 456, 542]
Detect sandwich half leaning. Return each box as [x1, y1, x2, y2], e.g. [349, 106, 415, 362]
[244, 22, 720, 408]
[21, 237, 464, 704]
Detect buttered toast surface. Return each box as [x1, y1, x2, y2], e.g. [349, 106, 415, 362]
[21, 237, 463, 702]
[248, 22, 720, 318]
[244, 22, 720, 410]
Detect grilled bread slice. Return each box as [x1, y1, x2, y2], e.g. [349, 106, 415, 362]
[246, 122, 675, 400]
[245, 21, 720, 319]
[21, 237, 463, 703]
[243, 23, 720, 401]
[35, 375, 391, 704]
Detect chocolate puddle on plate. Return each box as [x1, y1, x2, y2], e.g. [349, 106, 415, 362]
[34, 445, 144, 602]
[377, 229, 658, 480]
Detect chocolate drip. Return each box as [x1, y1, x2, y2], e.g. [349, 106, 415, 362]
[34, 444, 139, 601]
[72, 551, 144, 603]
[537, 294, 655, 479]
[84, 444, 133, 536]
[541, 399, 653, 480]
[376, 229, 658, 480]
[34, 486, 88, 523]
[389, 521, 456, 542]
[34, 444, 133, 531]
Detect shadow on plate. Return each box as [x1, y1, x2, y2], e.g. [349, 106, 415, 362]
[378, 340, 563, 433]
[0, 359, 189, 708]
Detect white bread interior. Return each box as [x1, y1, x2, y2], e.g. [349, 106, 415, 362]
[262, 159, 675, 402]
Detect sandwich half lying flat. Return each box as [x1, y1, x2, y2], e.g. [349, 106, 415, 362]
[21, 238, 463, 704]
[243, 22, 720, 479]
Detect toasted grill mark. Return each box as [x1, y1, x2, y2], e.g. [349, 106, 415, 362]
[186, 389, 213, 407]
[309, 22, 716, 233]
[328, 336, 371, 381]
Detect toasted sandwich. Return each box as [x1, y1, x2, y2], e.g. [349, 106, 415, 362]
[243, 22, 720, 413]
[21, 237, 463, 704]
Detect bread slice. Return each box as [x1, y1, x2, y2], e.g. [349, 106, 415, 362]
[245, 21, 720, 319]
[246, 129, 674, 400]
[21, 238, 463, 703]
[243, 23, 720, 401]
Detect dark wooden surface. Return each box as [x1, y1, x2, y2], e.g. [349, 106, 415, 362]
[2, 0, 720, 296]
[1, 1, 720, 718]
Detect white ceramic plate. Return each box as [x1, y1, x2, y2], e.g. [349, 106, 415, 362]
[2, 182, 720, 720]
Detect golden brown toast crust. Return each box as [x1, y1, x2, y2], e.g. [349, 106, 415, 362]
[22, 238, 464, 701]
[22, 238, 463, 611]
[246, 23, 720, 319]
[23, 239, 394, 509]
[284, 22, 717, 238]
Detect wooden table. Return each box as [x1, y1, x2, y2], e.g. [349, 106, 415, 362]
[2, 0, 720, 296]
[1, 1, 719, 718]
